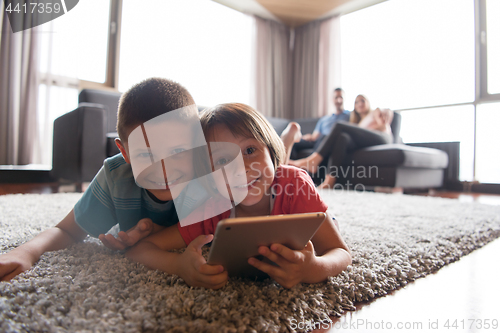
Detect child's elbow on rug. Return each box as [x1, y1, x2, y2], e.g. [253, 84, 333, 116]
[316, 247, 352, 282]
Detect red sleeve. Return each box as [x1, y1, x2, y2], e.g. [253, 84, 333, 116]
[272, 166, 328, 215]
[178, 220, 206, 246]
[177, 211, 231, 245]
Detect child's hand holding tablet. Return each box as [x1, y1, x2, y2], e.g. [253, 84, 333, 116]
[207, 213, 327, 282]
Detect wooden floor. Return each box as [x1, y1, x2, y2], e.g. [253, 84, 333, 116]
[0, 182, 61, 195]
[1, 185, 500, 332]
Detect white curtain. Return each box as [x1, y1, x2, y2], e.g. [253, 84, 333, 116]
[0, 11, 40, 165]
[252, 15, 340, 120]
[318, 16, 341, 117]
[290, 20, 321, 119]
[252, 16, 292, 118]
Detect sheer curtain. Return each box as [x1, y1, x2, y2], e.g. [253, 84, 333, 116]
[0, 11, 39, 165]
[318, 16, 341, 117]
[252, 15, 340, 119]
[252, 16, 292, 118]
[291, 20, 321, 119]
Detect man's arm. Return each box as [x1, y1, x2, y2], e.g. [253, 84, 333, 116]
[0, 209, 87, 281]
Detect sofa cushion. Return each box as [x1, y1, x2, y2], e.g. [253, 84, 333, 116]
[266, 117, 290, 136]
[350, 144, 448, 169]
[294, 118, 319, 135]
[266, 117, 320, 136]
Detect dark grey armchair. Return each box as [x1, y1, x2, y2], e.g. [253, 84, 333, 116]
[52, 89, 122, 189]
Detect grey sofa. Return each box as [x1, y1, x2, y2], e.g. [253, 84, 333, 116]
[266, 115, 449, 189]
[52, 89, 448, 190]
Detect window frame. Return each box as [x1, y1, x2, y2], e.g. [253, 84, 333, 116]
[38, 0, 122, 92]
[477, 0, 500, 102]
[80, 0, 122, 92]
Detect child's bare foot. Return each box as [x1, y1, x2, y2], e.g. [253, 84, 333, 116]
[281, 122, 302, 165]
[289, 152, 323, 174]
[317, 175, 336, 189]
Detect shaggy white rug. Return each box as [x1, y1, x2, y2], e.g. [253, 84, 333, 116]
[1, 191, 499, 332]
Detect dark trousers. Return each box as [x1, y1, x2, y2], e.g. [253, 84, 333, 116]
[315, 121, 393, 176]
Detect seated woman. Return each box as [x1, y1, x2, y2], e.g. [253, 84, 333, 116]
[286, 94, 394, 189]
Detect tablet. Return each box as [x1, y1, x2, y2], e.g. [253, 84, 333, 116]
[207, 212, 326, 279]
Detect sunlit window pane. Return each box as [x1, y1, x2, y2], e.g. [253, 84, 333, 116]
[118, 0, 252, 107]
[400, 105, 474, 181]
[476, 103, 500, 183]
[35, 85, 78, 165]
[486, 0, 500, 94]
[39, 0, 110, 82]
[340, 0, 475, 110]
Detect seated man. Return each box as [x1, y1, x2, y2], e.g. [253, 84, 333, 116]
[281, 88, 350, 163]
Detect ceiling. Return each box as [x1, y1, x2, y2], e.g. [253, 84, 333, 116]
[213, 0, 386, 28]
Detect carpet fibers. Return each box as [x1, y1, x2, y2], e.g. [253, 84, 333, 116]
[1, 191, 499, 332]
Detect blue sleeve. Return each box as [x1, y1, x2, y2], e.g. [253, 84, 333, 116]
[313, 116, 325, 133]
[74, 164, 118, 238]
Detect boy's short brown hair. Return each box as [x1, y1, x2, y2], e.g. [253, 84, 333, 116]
[117, 77, 195, 141]
[199, 103, 285, 170]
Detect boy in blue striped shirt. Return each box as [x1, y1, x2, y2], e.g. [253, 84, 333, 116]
[0, 78, 197, 281]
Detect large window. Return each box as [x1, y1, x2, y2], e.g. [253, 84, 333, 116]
[38, 0, 110, 83]
[35, 0, 112, 165]
[340, 0, 499, 183]
[34, 0, 251, 166]
[340, 0, 475, 111]
[486, 0, 500, 94]
[118, 0, 253, 107]
[35, 85, 78, 165]
[476, 102, 500, 183]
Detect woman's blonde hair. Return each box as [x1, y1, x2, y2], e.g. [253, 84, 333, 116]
[350, 94, 371, 124]
[200, 103, 286, 170]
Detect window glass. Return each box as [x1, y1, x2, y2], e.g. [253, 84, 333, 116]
[118, 0, 252, 107]
[340, 0, 475, 110]
[475, 103, 500, 183]
[35, 85, 78, 165]
[486, 0, 500, 94]
[38, 0, 110, 82]
[399, 105, 474, 181]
